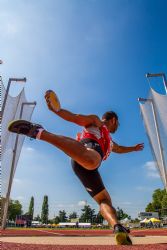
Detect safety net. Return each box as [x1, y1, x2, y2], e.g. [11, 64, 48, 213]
[1, 78, 36, 198]
[139, 88, 167, 189]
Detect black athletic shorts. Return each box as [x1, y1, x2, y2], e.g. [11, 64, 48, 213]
[71, 138, 105, 197]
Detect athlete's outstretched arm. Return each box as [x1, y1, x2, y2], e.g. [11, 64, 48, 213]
[112, 141, 144, 154]
[53, 109, 102, 128]
[45, 91, 102, 127]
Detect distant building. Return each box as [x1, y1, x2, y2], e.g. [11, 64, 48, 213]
[15, 215, 32, 227]
[58, 222, 91, 228]
[31, 221, 42, 227]
[138, 212, 159, 220]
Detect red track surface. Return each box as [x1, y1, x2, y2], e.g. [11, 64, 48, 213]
[1, 243, 167, 250]
[1, 228, 167, 237]
[1, 229, 167, 250]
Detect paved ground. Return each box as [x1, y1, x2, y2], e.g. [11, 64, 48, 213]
[1, 235, 167, 245]
[1, 242, 167, 250]
[2, 228, 167, 237]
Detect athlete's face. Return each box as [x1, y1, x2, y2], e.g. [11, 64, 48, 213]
[109, 118, 119, 133]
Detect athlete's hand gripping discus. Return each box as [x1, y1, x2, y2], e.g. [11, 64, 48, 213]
[45, 90, 61, 112]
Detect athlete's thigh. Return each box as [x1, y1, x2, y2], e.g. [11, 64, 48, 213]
[71, 159, 105, 197]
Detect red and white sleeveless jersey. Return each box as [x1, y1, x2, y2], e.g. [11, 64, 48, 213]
[76, 125, 113, 160]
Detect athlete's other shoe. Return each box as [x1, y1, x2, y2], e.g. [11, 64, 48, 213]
[8, 120, 43, 139]
[45, 90, 61, 112]
[114, 224, 132, 245]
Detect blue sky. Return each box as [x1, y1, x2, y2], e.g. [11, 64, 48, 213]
[1, 0, 167, 219]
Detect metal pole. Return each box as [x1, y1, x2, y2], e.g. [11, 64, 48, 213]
[146, 73, 164, 78]
[1, 102, 36, 229]
[146, 73, 167, 94]
[138, 98, 167, 192]
[1, 78, 26, 120]
[150, 100, 167, 192]
[0, 76, 3, 227]
[162, 74, 167, 94]
[1, 79, 12, 121]
[20, 102, 36, 119]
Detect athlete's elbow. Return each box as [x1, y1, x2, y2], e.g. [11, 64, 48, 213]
[112, 149, 124, 154]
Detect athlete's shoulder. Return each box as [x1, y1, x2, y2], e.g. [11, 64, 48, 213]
[86, 115, 102, 128]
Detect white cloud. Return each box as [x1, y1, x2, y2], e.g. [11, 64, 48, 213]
[13, 178, 33, 187]
[54, 203, 75, 208]
[6, 22, 18, 35]
[13, 178, 22, 184]
[0, 11, 21, 37]
[55, 204, 64, 208]
[26, 147, 35, 151]
[22, 146, 35, 152]
[14, 196, 25, 201]
[78, 200, 87, 206]
[120, 201, 132, 205]
[143, 161, 160, 179]
[55, 201, 87, 208]
[136, 186, 153, 192]
[69, 204, 75, 208]
[147, 171, 160, 179]
[144, 161, 156, 171]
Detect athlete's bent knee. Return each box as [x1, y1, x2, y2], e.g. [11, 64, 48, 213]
[84, 153, 101, 170]
[85, 159, 100, 170]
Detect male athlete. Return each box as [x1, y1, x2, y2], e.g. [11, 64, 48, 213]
[8, 90, 144, 245]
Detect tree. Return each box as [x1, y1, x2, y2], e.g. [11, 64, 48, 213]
[145, 188, 167, 217]
[94, 211, 104, 224]
[145, 202, 155, 212]
[59, 210, 67, 222]
[116, 207, 131, 221]
[0, 197, 6, 225]
[41, 195, 49, 224]
[152, 189, 163, 211]
[152, 189, 165, 203]
[131, 218, 140, 223]
[53, 216, 61, 224]
[34, 214, 41, 221]
[80, 205, 96, 223]
[8, 200, 22, 221]
[161, 193, 167, 216]
[69, 212, 78, 220]
[28, 196, 34, 219]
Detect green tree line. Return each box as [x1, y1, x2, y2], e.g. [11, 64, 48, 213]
[145, 188, 167, 217]
[1, 188, 166, 226]
[1, 195, 131, 224]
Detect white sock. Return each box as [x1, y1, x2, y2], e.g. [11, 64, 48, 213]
[36, 128, 45, 140]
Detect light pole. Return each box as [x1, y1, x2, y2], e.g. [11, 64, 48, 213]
[1, 77, 27, 120]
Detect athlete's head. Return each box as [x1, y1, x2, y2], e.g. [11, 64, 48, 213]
[102, 111, 119, 133]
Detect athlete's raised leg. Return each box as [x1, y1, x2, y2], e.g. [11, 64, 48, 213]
[8, 120, 101, 170]
[40, 130, 101, 170]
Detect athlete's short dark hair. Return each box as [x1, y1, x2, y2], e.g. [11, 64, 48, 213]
[102, 111, 118, 121]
